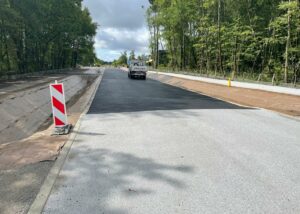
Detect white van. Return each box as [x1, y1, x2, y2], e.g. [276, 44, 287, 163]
[128, 60, 147, 80]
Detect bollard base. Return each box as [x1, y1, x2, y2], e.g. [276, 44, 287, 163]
[52, 124, 72, 136]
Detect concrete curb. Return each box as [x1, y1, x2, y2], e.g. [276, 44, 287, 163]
[27, 69, 104, 214]
[149, 71, 300, 96]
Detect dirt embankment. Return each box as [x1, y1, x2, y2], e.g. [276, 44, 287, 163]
[148, 73, 300, 117]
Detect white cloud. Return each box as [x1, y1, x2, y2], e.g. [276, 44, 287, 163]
[83, 0, 150, 61]
[100, 27, 149, 50]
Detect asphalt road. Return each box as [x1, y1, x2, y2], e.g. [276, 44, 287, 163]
[43, 69, 300, 213]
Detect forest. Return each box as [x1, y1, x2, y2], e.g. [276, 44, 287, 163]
[0, 0, 97, 75]
[147, 0, 300, 84]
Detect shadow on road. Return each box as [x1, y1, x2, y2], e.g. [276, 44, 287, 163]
[88, 69, 252, 114]
[47, 144, 194, 213]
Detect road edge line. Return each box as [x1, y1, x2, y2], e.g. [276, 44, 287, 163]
[27, 69, 105, 214]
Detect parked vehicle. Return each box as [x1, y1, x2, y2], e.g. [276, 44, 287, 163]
[128, 60, 147, 80]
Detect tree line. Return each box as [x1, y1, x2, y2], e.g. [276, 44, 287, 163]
[0, 0, 97, 75]
[147, 0, 300, 84]
[112, 50, 149, 66]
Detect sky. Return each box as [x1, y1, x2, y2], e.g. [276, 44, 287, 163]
[83, 0, 151, 62]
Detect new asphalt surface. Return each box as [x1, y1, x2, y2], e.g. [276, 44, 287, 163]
[43, 69, 300, 213]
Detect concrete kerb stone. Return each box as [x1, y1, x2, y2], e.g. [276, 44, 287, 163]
[27, 69, 104, 214]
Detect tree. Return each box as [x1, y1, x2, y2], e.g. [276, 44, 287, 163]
[0, 0, 98, 75]
[129, 50, 136, 60]
[147, 0, 299, 84]
[112, 51, 128, 66]
[270, 0, 300, 83]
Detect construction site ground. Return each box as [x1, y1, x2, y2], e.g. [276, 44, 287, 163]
[0, 69, 102, 214]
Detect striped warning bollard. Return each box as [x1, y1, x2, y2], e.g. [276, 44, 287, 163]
[50, 81, 71, 135]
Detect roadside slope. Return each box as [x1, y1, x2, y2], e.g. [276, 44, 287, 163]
[0, 72, 96, 144]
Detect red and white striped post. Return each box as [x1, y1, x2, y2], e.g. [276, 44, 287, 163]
[50, 81, 71, 135]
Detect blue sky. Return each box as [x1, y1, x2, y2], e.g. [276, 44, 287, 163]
[83, 0, 150, 62]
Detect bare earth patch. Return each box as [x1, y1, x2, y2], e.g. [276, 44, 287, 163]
[149, 73, 300, 117]
[0, 116, 77, 170]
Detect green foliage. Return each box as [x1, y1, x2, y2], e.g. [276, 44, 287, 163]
[112, 51, 128, 67]
[147, 0, 300, 83]
[0, 0, 97, 74]
[129, 50, 136, 60]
